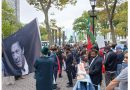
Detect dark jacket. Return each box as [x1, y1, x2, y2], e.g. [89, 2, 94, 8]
[116, 53, 124, 64]
[34, 56, 54, 90]
[104, 51, 117, 71]
[66, 53, 73, 70]
[89, 56, 103, 85]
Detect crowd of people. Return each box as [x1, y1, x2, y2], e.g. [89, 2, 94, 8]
[3, 41, 128, 90]
[34, 41, 128, 90]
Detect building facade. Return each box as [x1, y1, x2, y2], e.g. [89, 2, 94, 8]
[6, 0, 20, 22]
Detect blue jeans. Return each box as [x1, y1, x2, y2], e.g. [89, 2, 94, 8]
[116, 64, 122, 75]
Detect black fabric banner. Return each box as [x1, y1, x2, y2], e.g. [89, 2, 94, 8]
[2, 19, 41, 76]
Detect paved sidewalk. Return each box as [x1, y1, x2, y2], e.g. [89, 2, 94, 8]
[2, 71, 105, 90]
[2, 71, 75, 90]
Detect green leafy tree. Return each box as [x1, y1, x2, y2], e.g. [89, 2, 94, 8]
[26, 0, 77, 45]
[113, 2, 128, 37]
[96, 0, 118, 43]
[73, 11, 89, 32]
[2, 0, 22, 39]
[96, 10, 110, 37]
[73, 11, 89, 41]
[39, 23, 48, 41]
[96, 0, 128, 42]
[73, 11, 95, 43]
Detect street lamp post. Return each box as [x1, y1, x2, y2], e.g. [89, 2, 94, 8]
[89, 0, 96, 36]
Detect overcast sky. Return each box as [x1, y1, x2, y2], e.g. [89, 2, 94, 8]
[20, 0, 92, 39]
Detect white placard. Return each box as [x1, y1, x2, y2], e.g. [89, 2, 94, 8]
[96, 36, 105, 49]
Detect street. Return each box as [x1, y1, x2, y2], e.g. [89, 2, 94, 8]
[2, 70, 75, 90]
[2, 70, 105, 90]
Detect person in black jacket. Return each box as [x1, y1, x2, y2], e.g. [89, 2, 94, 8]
[104, 46, 117, 86]
[65, 47, 73, 87]
[89, 49, 103, 90]
[115, 46, 124, 75]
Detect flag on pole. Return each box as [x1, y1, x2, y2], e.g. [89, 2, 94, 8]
[87, 36, 93, 51]
[86, 17, 95, 44]
[2, 18, 41, 76]
[85, 17, 95, 50]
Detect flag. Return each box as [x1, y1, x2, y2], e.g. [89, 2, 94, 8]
[87, 36, 93, 51]
[85, 17, 94, 50]
[86, 18, 95, 44]
[2, 19, 41, 76]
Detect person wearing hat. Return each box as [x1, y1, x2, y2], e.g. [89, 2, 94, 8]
[34, 47, 54, 90]
[115, 46, 124, 75]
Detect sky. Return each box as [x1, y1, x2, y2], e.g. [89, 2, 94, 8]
[20, 0, 92, 39]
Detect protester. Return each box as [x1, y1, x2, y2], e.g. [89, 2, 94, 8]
[50, 45, 60, 81]
[110, 43, 117, 52]
[57, 47, 63, 78]
[123, 44, 128, 52]
[115, 46, 124, 75]
[104, 46, 117, 86]
[71, 46, 77, 79]
[88, 49, 102, 90]
[106, 51, 128, 90]
[65, 47, 73, 87]
[34, 47, 54, 90]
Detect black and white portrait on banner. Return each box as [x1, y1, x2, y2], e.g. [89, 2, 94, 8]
[2, 19, 41, 76]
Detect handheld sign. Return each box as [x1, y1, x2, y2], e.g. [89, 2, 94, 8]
[96, 36, 105, 49]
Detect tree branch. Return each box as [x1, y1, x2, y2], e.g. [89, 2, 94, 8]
[39, 0, 46, 12]
[104, 0, 111, 21]
[47, 0, 51, 10]
[110, 0, 117, 20]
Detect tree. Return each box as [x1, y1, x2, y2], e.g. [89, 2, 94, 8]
[2, 0, 22, 39]
[69, 35, 74, 43]
[73, 11, 95, 43]
[97, 1, 128, 39]
[39, 23, 48, 41]
[73, 11, 89, 32]
[113, 2, 128, 37]
[96, 10, 110, 37]
[26, 0, 77, 45]
[96, 0, 119, 43]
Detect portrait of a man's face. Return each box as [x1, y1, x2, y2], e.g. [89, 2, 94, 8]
[11, 42, 24, 68]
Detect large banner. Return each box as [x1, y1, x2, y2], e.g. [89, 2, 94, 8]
[2, 19, 41, 76]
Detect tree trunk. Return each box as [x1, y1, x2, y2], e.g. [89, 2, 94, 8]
[59, 28, 61, 46]
[109, 20, 116, 43]
[44, 11, 53, 46]
[55, 30, 57, 45]
[104, 0, 117, 43]
[52, 29, 54, 44]
[62, 31, 65, 45]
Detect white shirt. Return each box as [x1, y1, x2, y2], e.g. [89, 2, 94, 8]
[22, 59, 29, 75]
[89, 56, 98, 68]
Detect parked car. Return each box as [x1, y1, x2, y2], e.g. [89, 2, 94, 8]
[41, 41, 49, 48]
